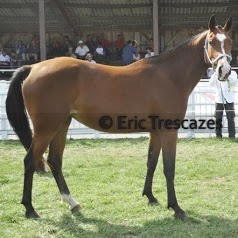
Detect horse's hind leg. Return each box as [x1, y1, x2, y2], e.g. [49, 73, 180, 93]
[22, 134, 53, 218]
[142, 132, 161, 205]
[47, 117, 80, 212]
[21, 147, 38, 218]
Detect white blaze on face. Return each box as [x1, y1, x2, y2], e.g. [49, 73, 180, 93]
[216, 33, 226, 44]
[216, 33, 230, 79]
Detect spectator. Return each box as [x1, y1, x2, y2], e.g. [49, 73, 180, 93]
[114, 34, 125, 58]
[65, 46, 77, 59]
[0, 49, 11, 68]
[85, 53, 96, 63]
[33, 35, 40, 45]
[32, 34, 40, 54]
[26, 39, 40, 63]
[50, 38, 62, 57]
[95, 43, 106, 63]
[133, 52, 141, 62]
[132, 40, 140, 61]
[100, 34, 111, 50]
[122, 40, 137, 65]
[99, 34, 111, 63]
[145, 47, 154, 58]
[209, 68, 238, 139]
[149, 38, 154, 50]
[10, 50, 21, 68]
[85, 34, 96, 53]
[132, 40, 139, 49]
[15, 40, 26, 62]
[75, 40, 90, 60]
[62, 35, 73, 55]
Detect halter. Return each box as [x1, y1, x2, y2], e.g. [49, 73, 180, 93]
[204, 33, 232, 68]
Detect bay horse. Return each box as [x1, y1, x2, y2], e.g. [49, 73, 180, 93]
[6, 15, 233, 220]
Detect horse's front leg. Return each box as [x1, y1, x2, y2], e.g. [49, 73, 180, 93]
[161, 130, 186, 220]
[142, 132, 161, 205]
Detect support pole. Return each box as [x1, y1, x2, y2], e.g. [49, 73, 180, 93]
[153, 0, 160, 55]
[39, 0, 46, 61]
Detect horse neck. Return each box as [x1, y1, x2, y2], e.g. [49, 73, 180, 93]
[166, 31, 209, 96]
[187, 31, 209, 91]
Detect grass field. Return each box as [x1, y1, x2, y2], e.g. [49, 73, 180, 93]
[0, 137, 238, 238]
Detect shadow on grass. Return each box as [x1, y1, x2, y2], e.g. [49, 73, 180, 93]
[43, 210, 238, 238]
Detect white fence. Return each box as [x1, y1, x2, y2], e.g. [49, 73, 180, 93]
[1, 76, 238, 140]
[185, 79, 238, 138]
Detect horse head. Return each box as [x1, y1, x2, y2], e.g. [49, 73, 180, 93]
[204, 15, 233, 81]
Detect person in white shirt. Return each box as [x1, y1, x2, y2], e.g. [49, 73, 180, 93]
[85, 53, 96, 63]
[95, 44, 105, 55]
[208, 67, 238, 138]
[95, 44, 105, 63]
[133, 52, 141, 62]
[0, 49, 11, 68]
[75, 40, 90, 59]
[145, 47, 154, 58]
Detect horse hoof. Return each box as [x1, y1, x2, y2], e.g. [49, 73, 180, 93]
[148, 199, 160, 206]
[71, 204, 81, 213]
[25, 210, 40, 219]
[174, 211, 187, 220]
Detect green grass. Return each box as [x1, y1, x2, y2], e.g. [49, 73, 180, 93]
[1, 138, 238, 238]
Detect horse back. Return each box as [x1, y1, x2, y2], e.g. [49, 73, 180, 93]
[22, 57, 187, 132]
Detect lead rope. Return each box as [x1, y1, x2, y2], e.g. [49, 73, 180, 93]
[217, 80, 226, 134]
[219, 75, 231, 104]
[218, 78, 233, 131]
[219, 80, 226, 105]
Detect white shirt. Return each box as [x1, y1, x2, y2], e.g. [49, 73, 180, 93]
[87, 60, 96, 64]
[133, 53, 141, 61]
[95, 47, 104, 55]
[209, 70, 238, 103]
[75, 45, 90, 56]
[145, 52, 154, 58]
[0, 54, 10, 62]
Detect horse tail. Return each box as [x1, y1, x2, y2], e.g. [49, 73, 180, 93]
[6, 65, 32, 150]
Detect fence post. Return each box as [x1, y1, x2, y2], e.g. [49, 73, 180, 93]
[0, 81, 9, 140]
[94, 131, 100, 139]
[187, 90, 195, 139]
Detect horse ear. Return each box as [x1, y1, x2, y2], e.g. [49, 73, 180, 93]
[208, 14, 216, 31]
[223, 16, 232, 32]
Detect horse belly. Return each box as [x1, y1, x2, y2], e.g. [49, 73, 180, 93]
[71, 111, 186, 133]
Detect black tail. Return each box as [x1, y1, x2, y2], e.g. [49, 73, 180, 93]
[6, 65, 32, 150]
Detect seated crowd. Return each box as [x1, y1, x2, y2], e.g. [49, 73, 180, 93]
[62, 34, 155, 65]
[0, 33, 155, 71]
[0, 34, 40, 70]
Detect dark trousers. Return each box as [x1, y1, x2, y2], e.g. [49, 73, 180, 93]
[215, 102, 236, 138]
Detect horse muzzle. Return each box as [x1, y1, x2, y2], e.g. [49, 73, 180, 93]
[217, 67, 231, 81]
[216, 60, 231, 81]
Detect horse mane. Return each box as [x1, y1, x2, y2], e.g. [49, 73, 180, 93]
[145, 31, 208, 64]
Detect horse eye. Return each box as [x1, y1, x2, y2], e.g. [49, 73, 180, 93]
[209, 41, 213, 46]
